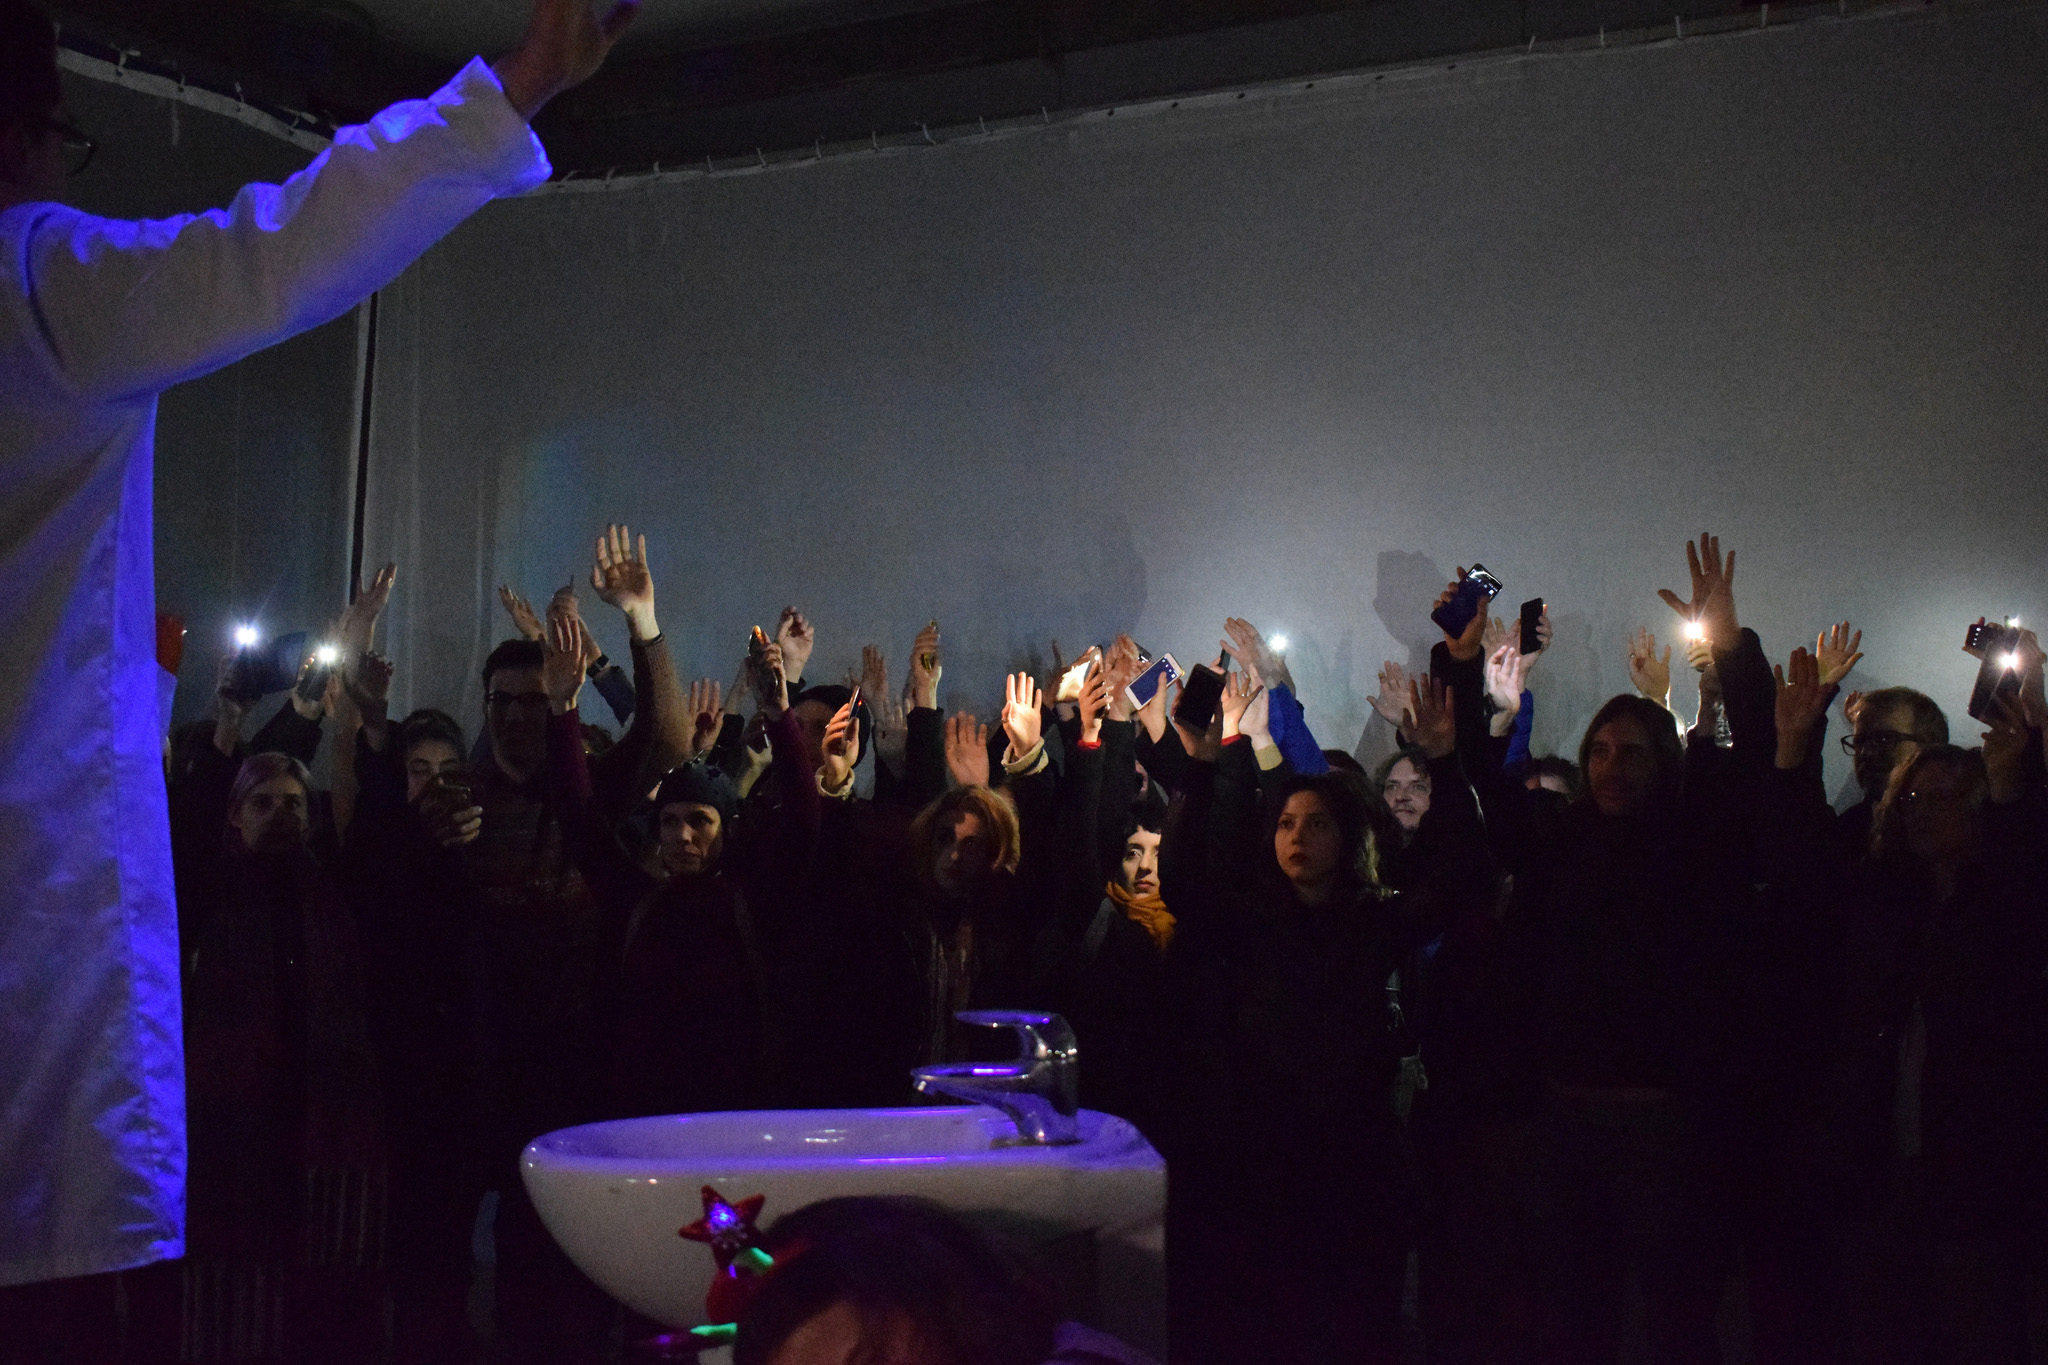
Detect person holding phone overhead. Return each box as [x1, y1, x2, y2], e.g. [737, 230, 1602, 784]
[0, 0, 641, 1287]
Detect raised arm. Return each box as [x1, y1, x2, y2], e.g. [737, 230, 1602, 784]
[9, 0, 639, 403]
[584, 524, 690, 810]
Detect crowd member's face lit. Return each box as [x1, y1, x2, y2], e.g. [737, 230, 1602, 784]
[405, 738, 465, 804]
[1274, 791, 1342, 893]
[1586, 716, 1661, 817]
[659, 801, 724, 878]
[1898, 766, 1980, 865]
[1120, 827, 1162, 896]
[765, 1301, 926, 1365]
[230, 775, 309, 851]
[1381, 757, 1431, 833]
[486, 665, 550, 781]
[932, 811, 992, 895]
[1852, 703, 1923, 798]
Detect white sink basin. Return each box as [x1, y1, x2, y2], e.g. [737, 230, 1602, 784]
[522, 1106, 1166, 1355]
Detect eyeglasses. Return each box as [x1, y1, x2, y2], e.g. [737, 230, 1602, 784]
[22, 114, 96, 176]
[485, 690, 550, 714]
[1840, 730, 1915, 756]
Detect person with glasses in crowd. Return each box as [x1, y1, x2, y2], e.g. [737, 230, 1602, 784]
[0, 0, 640, 1301]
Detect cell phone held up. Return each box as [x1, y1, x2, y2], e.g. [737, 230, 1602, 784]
[223, 630, 309, 705]
[1125, 653, 1182, 712]
[1519, 598, 1545, 656]
[1430, 565, 1505, 641]
[1173, 657, 1228, 734]
[1966, 620, 2022, 721]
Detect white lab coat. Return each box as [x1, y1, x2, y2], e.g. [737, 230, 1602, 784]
[0, 57, 547, 1287]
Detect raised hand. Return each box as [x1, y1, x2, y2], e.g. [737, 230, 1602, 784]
[1980, 696, 2031, 804]
[1771, 646, 1831, 768]
[1001, 672, 1043, 761]
[1481, 614, 1514, 658]
[1368, 660, 1415, 731]
[542, 614, 588, 714]
[908, 619, 942, 709]
[1076, 662, 1111, 746]
[548, 582, 604, 667]
[861, 644, 889, 706]
[2010, 628, 2045, 730]
[590, 524, 658, 641]
[818, 699, 862, 791]
[685, 679, 723, 759]
[1655, 532, 1738, 651]
[1218, 666, 1265, 742]
[338, 562, 397, 659]
[1239, 671, 1273, 748]
[750, 635, 789, 718]
[1407, 675, 1456, 760]
[419, 775, 482, 848]
[1627, 628, 1672, 705]
[492, 0, 643, 120]
[775, 608, 815, 684]
[498, 584, 543, 642]
[1137, 676, 1173, 744]
[1101, 635, 1143, 722]
[945, 712, 991, 788]
[1434, 571, 1492, 662]
[1221, 617, 1295, 693]
[1814, 621, 1864, 687]
[1484, 642, 1523, 716]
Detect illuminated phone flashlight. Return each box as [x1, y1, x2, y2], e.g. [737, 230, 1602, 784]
[2003, 652, 2023, 671]
[233, 624, 260, 649]
[1269, 634, 1289, 653]
[314, 644, 340, 667]
[1683, 620, 1707, 642]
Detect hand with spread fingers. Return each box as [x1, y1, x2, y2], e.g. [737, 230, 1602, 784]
[590, 523, 659, 642]
[542, 614, 589, 715]
[1655, 532, 1739, 652]
[498, 583, 542, 643]
[1368, 660, 1415, 731]
[1628, 628, 1672, 707]
[1001, 673, 1043, 764]
[944, 713, 991, 788]
[1814, 621, 1864, 687]
[1406, 675, 1457, 760]
[1771, 646, 1832, 769]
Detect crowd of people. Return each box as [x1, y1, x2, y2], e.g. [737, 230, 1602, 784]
[118, 529, 2048, 1363]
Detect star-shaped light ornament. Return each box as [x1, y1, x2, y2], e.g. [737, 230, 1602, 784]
[679, 1185, 776, 1346]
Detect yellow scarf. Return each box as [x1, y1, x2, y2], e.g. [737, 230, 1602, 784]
[1104, 881, 1176, 953]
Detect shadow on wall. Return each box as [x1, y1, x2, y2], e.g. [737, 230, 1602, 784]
[1528, 610, 1602, 762]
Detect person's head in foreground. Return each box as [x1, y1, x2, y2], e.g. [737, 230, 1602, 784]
[226, 752, 313, 855]
[1848, 685, 1948, 801]
[910, 785, 1020, 901]
[1872, 744, 1987, 870]
[1373, 746, 1433, 839]
[1267, 771, 1383, 904]
[1576, 694, 1685, 817]
[733, 1197, 1057, 1365]
[0, 3, 75, 210]
[653, 761, 737, 879]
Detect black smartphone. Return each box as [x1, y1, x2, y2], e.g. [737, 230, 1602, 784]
[1430, 565, 1504, 640]
[1519, 598, 1545, 655]
[1174, 656, 1227, 733]
[1964, 619, 1991, 653]
[1966, 623, 2021, 721]
[225, 630, 308, 704]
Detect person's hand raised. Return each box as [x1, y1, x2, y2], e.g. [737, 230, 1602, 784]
[1221, 618, 1295, 694]
[945, 713, 991, 788]
[1368, 661, 1415, 731]
[1980, 696, 2031, 803]
[1001, 673, 1043, 762]
[685, 679, 723, 759]
[339, 562, 397, 658]
[493, 0, 642, 121]
[908, 620, 942, 709]
[1627, 628, 1672, 706]
[1239, 669, 1273, 748]
[1218, 666, 1263, 742]
[775, 608, 815, 684]
[1101, 635, 1143, 722]
[498, 584, 543, 642]
[591, 524, 658, 641]
[861, 645, 889, 708]
[1137, 676, 1173, 744]
[1076, 663, 1110, 746]
[1771, 646, 1831, 768]
[819, 699, 861, 791]
[750, 637, 789, 719]
[543, 614, 588, 714]
[1656, 532, 1739, 651]
[1435, 570, 1491, 662]
[2014, 628, 2046, 731]
[1814, 621, 1864, 687]
[1407, 675, 1457, 760]
[1484, 643, 1523, 718]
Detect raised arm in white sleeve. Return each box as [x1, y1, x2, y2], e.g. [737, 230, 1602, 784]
[12, 57, 548, 405]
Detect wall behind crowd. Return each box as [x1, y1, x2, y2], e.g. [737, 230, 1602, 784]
[60, 68, 361, 734]
[361, 4, 2048, 800]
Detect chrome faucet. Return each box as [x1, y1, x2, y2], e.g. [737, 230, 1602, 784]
[911, 1010, 1081, 1145]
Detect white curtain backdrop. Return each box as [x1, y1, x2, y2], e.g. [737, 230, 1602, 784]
[362, 4, 2048, 797]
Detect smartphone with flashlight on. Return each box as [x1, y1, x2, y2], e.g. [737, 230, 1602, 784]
[1055, 649, 1101, 704]
[294, 642, 343, 706]
[224, 629, 309, 704]
[1125, 653, 1182, 712]
[1430, 565, 1504, 640]
[1966, 621, 2022, 721]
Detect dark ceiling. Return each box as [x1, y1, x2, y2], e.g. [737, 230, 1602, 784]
[47, 0, 1831, 175]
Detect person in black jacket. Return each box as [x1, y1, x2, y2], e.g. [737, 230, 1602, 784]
[1763, 642, 2048, 1365]
[1449, 534, 1775, 1364]
[1162, 662, 1458, 1364]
